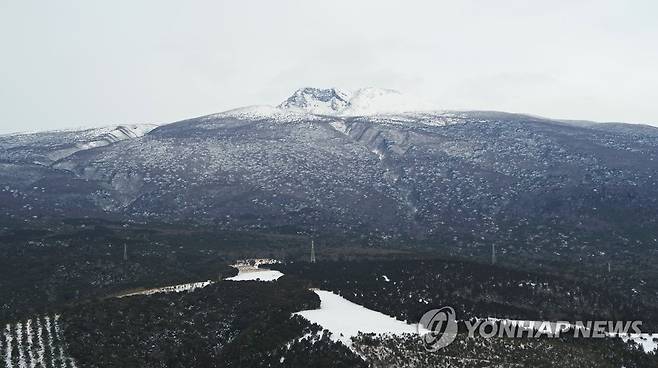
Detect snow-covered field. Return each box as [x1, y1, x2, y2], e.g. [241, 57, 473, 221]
[295, 289, 418, 346]
[1, 315, 77, 368]
[225, 265, 283, 281]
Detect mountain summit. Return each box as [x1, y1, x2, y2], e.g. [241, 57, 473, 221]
[277, 87, 352, 115]
[277, 87, 427, 116]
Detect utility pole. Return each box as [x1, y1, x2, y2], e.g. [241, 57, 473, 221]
[310, 240, 316, 263]
[491, 243, 496, 265]
[123, 243, 128, 262]
[608, 261, 611, 273]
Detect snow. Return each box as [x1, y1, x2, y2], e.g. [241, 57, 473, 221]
[35, 318, 45, 368]
[278, 87, 351, 115]
[117, 258, 283, 295]
[207, 98, 456, 131]
[2, 316, 77, 368]
[25, 319, 35, 368]
[16, 322, 25, 368]
[345, 88, 432, 116]
[117, 280, 213, 298]
[76, 125, 154, 149]
[232, 258, 280, 267]
[4, 325, 12, 368]
[617, 333, 658, 353]
[276, 87, 434, 117]
[329, 120, 349, 135]
[2, 124, 157, 141]
[44, 316, 55, 368]
[225, 265, 283, 281]
[42, 124, 157, 162]
[214, 105, 283, 119]
[294, 289, 418, 346]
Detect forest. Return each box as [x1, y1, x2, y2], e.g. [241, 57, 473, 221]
[1, 218, 657, 367]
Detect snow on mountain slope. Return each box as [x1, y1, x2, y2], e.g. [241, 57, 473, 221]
[197, 87, 461, 129]
[0, 124, 157, 165]
[48, 124, 157, 162]
[204, 105, 327, 125]
[2, 87, 658, 245]
[345, 87, 428, 116]
[0, 124, 155, 146]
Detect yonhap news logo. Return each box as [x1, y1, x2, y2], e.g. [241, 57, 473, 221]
[417, 306, 458, 351]
[417, 306, 643, 351]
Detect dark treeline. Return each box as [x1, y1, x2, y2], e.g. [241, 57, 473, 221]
[273, 259, 658, 330]
[354, 331, 657, 368]
[61, 277, 365, 368]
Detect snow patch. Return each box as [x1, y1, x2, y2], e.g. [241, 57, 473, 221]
[329, 121, 349, 135]
[4, 324, 12, 368]
[225, 259, 283, 281]
[225, 265, 283, 282]
[117, 280, 213, 298]
[294, 289, 418, 346]
[617, 333, 658, 353]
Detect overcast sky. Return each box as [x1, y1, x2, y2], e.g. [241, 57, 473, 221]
[1, 0, 657, 133]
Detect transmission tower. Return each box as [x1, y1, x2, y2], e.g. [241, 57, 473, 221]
[310, 240, 316, 263]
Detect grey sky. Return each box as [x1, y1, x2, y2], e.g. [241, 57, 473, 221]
[1, 0, 657, 134]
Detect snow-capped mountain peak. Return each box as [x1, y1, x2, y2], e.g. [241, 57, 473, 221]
[276, 87, 432, 116]
[277, 87, 351, 115]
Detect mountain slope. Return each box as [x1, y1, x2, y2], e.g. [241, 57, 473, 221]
[0, 124, 157, 165]
[1, 90, 657, 251]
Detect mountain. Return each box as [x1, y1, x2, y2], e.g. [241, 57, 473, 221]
[1, 89, 657, 251]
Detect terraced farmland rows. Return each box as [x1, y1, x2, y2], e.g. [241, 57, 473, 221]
[2, 316, 77, 368]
